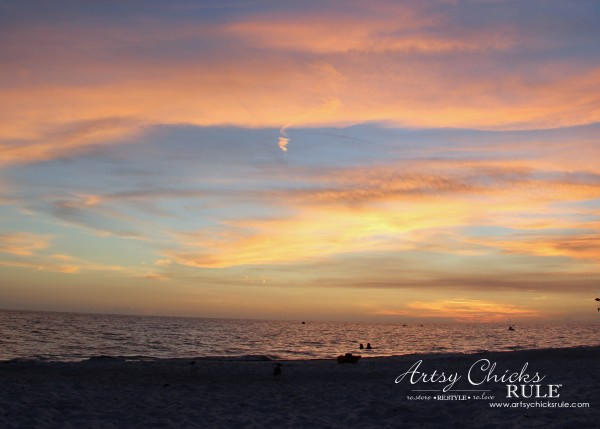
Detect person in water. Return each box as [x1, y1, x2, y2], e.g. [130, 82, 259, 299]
[359, 343, 364, 349]
[366, 343, 372, 349]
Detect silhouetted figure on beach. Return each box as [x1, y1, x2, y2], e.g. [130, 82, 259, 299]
[337, 353, 361, 363]
[273, 363, 282, 377]
[366, 343, 372, 349]
[359, 343, 364, 349]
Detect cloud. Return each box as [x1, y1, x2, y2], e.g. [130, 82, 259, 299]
[52, 199, 144, 239]
[0, 235, 130, 274]
[2, 0, 600, 169]
[353, 274, 600, 294]
[0, 232, 53, 256]
[162, 199, 476, 268]
[277, 136, 289, 153]
[404, 299, 539, 322]
[140, 271, 171, 281]
[0, 117, 141, 167]
[470, 233, 600, 263]
[0, 257, 128, 275]
[0, 259, 79, 274]
[224, 9, 515, 55]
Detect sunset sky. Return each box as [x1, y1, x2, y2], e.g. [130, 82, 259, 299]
[1, 0, 600, 322]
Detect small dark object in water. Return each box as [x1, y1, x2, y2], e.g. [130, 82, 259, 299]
[302, 321, 306, 324]
[366, 343, 372, 349]
[508, 326, 515, 331]
[337, 353, 361, 364]
[189, 360, 198, 377]
[359, 343, 364, 349]
[273, 363, 282, 376]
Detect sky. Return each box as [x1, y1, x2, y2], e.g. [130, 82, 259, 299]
[1, 0, 600, 322]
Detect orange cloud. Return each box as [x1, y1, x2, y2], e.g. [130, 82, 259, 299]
[406, 299, 539, 322]
[143, 153, 600, 269]
[0, 251, 131, 275]
[470, 234, 600, 263]
[0, 117, 141, 166]
[2, 7, 600, 167]
[225, 13, 514, 54]
[164, 199, 474, 268]
[0, 259, 80, 274]
[278, 136, 290, 152]
[0, 232, 53, 256]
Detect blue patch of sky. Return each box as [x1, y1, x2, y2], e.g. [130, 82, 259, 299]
[564, 198, 600, 210]
[461, 225, 516, 238]
[0, 206, 60, 237]
[546, 200, 600, 223]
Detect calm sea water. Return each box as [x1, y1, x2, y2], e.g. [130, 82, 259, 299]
[1, 309, 598, 362]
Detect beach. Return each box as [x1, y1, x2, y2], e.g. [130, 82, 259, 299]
[1, 346, 598, 428]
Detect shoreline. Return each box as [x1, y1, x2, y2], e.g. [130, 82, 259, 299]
[3, 343, 599, 364]
[2, 346, 598, 428]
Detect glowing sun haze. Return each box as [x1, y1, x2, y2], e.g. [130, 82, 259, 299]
[1, 0, 599, 322]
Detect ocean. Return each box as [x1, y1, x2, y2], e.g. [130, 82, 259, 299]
[1, 309, 598, 361]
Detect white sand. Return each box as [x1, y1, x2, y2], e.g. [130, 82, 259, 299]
[1, 346, 598, 428]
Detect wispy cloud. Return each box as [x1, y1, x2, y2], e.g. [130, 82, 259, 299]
[0, 233, 131, 274]
[224, 9, 515, 55]
[0, 256, 128, 275]
[470, 233, 600, 263]
[0, 117, 141, 166]
[404, 299, 539, 322]
[0, 232, 53, 256]
[52, 199, 144, 239]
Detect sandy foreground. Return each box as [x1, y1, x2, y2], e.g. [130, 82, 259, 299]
[1, 346, 598, 429]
